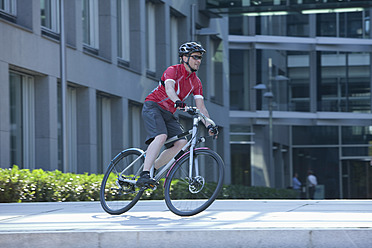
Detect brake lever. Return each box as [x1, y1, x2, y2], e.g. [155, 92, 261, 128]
[186, 107, 197, 115]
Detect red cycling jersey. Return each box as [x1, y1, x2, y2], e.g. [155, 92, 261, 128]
[145, 64, 204, 113]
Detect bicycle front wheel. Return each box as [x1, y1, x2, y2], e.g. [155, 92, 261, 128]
[164, 148, 224, 216]
[100, 149, 145, 215]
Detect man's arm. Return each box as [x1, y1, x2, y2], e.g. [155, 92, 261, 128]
[164, 79, 180, 103]
[195, 98, 217, 137]
[195, 98, 212, 127]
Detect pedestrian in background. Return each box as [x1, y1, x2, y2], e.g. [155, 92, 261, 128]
[292, 172, 302, 199]
[307, 170, 318, 199]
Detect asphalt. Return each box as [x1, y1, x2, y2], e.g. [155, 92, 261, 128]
[0, 200, 371, 248]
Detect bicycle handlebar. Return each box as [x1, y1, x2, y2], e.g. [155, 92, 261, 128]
[181, 106, 216, 127]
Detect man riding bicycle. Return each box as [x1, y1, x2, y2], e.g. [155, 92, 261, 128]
[137, 42, 218, 187]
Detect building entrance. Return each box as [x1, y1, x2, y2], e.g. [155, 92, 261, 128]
[342, 159, 372, 199]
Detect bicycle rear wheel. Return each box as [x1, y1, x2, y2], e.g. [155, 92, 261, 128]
[164, 148, 224, 216]
[100, 149, 144, 215]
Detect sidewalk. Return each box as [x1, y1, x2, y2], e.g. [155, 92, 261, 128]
[0, 200, 372, 247]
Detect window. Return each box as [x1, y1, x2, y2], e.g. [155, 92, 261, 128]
[257, 15, 287, 36]
[0, 0, 16, 16]
[97, 95, 112, 174]
[82, 0, 99, 49]
[230, 124, 253, 185]
[317, 11, 369, 39]
[146, 1, 156, 73]
[292, 126, 338, 146]
[318, 52, 370, 112]
[229, 15, 250, 36]
[117, 0, 130, 62]
[41, 0, 60, 34]
[230, 49, 250, 110]
[170, 15, 179, 65]
[231, 144, 251, 186]
[211, 39, 224, 105]
[256, 50, 290, 111]
[293, 147, 340, 198]
[342, 126, 372, 145]
[287, 13, 309, 37]
[58, 84, 78, 173]
[66, 87, 77, 172]
[9, 72, 35, 169]
[288, 51, 310, 112]
[129, 103, 142, 148]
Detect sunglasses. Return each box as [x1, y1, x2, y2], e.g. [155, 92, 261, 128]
[190, 55, 203, 60]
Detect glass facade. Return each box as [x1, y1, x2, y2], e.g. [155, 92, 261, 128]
[318, 52, 370, 112]
[342, 126, 372, 145]
[293, 147, 340, 199]
[230, 49, 249, 110]
[292, 125, 372, 199]
[230, 125, 253, 186]
[288, 51, 310, 112]
[317, 11, 369, 38]
[292, 126, 338, 146]
[342, 160, 372, 199]
[229, 8, 372, 198]
[287, 14, 309, 37]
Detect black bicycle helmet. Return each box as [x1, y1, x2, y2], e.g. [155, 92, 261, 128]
[178, 42, 206, 57]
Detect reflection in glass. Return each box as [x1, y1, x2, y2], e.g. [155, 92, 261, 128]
[318, 52, 370, 112]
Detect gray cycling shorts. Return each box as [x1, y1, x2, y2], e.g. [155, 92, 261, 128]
[142, 101, 185, 146]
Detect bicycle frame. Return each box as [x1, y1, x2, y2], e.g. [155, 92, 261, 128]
[119, 107, 215, 187]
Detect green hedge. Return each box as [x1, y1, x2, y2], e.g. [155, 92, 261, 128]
[219, 184, 297, 199]
[0, 166, 297, 203]
[0, 166, 102, 203]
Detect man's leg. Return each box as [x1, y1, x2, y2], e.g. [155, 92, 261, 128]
[143, 134, 167, 172]
[154, 139, 188, 169]
[136, 134, 167, 187]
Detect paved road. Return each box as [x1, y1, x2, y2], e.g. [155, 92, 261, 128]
[0, 200, 372, 247]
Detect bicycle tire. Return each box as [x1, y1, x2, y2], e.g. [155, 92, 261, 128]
[100, 149, 145, 215]
[164, 148, 224, 216]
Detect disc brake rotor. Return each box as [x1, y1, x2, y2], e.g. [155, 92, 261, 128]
[189, 176, 205, 193]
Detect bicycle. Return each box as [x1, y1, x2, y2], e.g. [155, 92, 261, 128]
[100, 107, 224, 216]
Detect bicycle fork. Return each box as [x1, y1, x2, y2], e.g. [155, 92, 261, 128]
[189, 117, 199, 178]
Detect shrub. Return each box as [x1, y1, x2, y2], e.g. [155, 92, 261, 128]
[0, 166, 103, 203]
[219, 184, 298, 199]
[0, 166, 297, 203]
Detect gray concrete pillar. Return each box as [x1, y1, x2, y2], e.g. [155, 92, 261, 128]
[77, 87, 97, 174]
[34, 75, 59, 171]
[0, 62, 10, 168]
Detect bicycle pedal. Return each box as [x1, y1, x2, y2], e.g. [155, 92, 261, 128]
[147, 181, 159, 189]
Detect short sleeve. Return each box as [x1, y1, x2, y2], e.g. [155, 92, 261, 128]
[193, 77, 203, 99]
[161, 65, 177, 81]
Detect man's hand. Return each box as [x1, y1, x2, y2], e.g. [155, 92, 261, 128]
[207, 124, 219, 138]
[174, 100, 186, 109]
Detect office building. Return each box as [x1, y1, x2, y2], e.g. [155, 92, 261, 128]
[207, 0, 372, 198]
[2, 0, 372, 199]
[0, 0, 231, 182]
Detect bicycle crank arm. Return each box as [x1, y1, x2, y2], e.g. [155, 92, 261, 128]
[120, 179, 137, 184]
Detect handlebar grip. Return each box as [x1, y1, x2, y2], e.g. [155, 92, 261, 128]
[208, 124, 219, 137]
